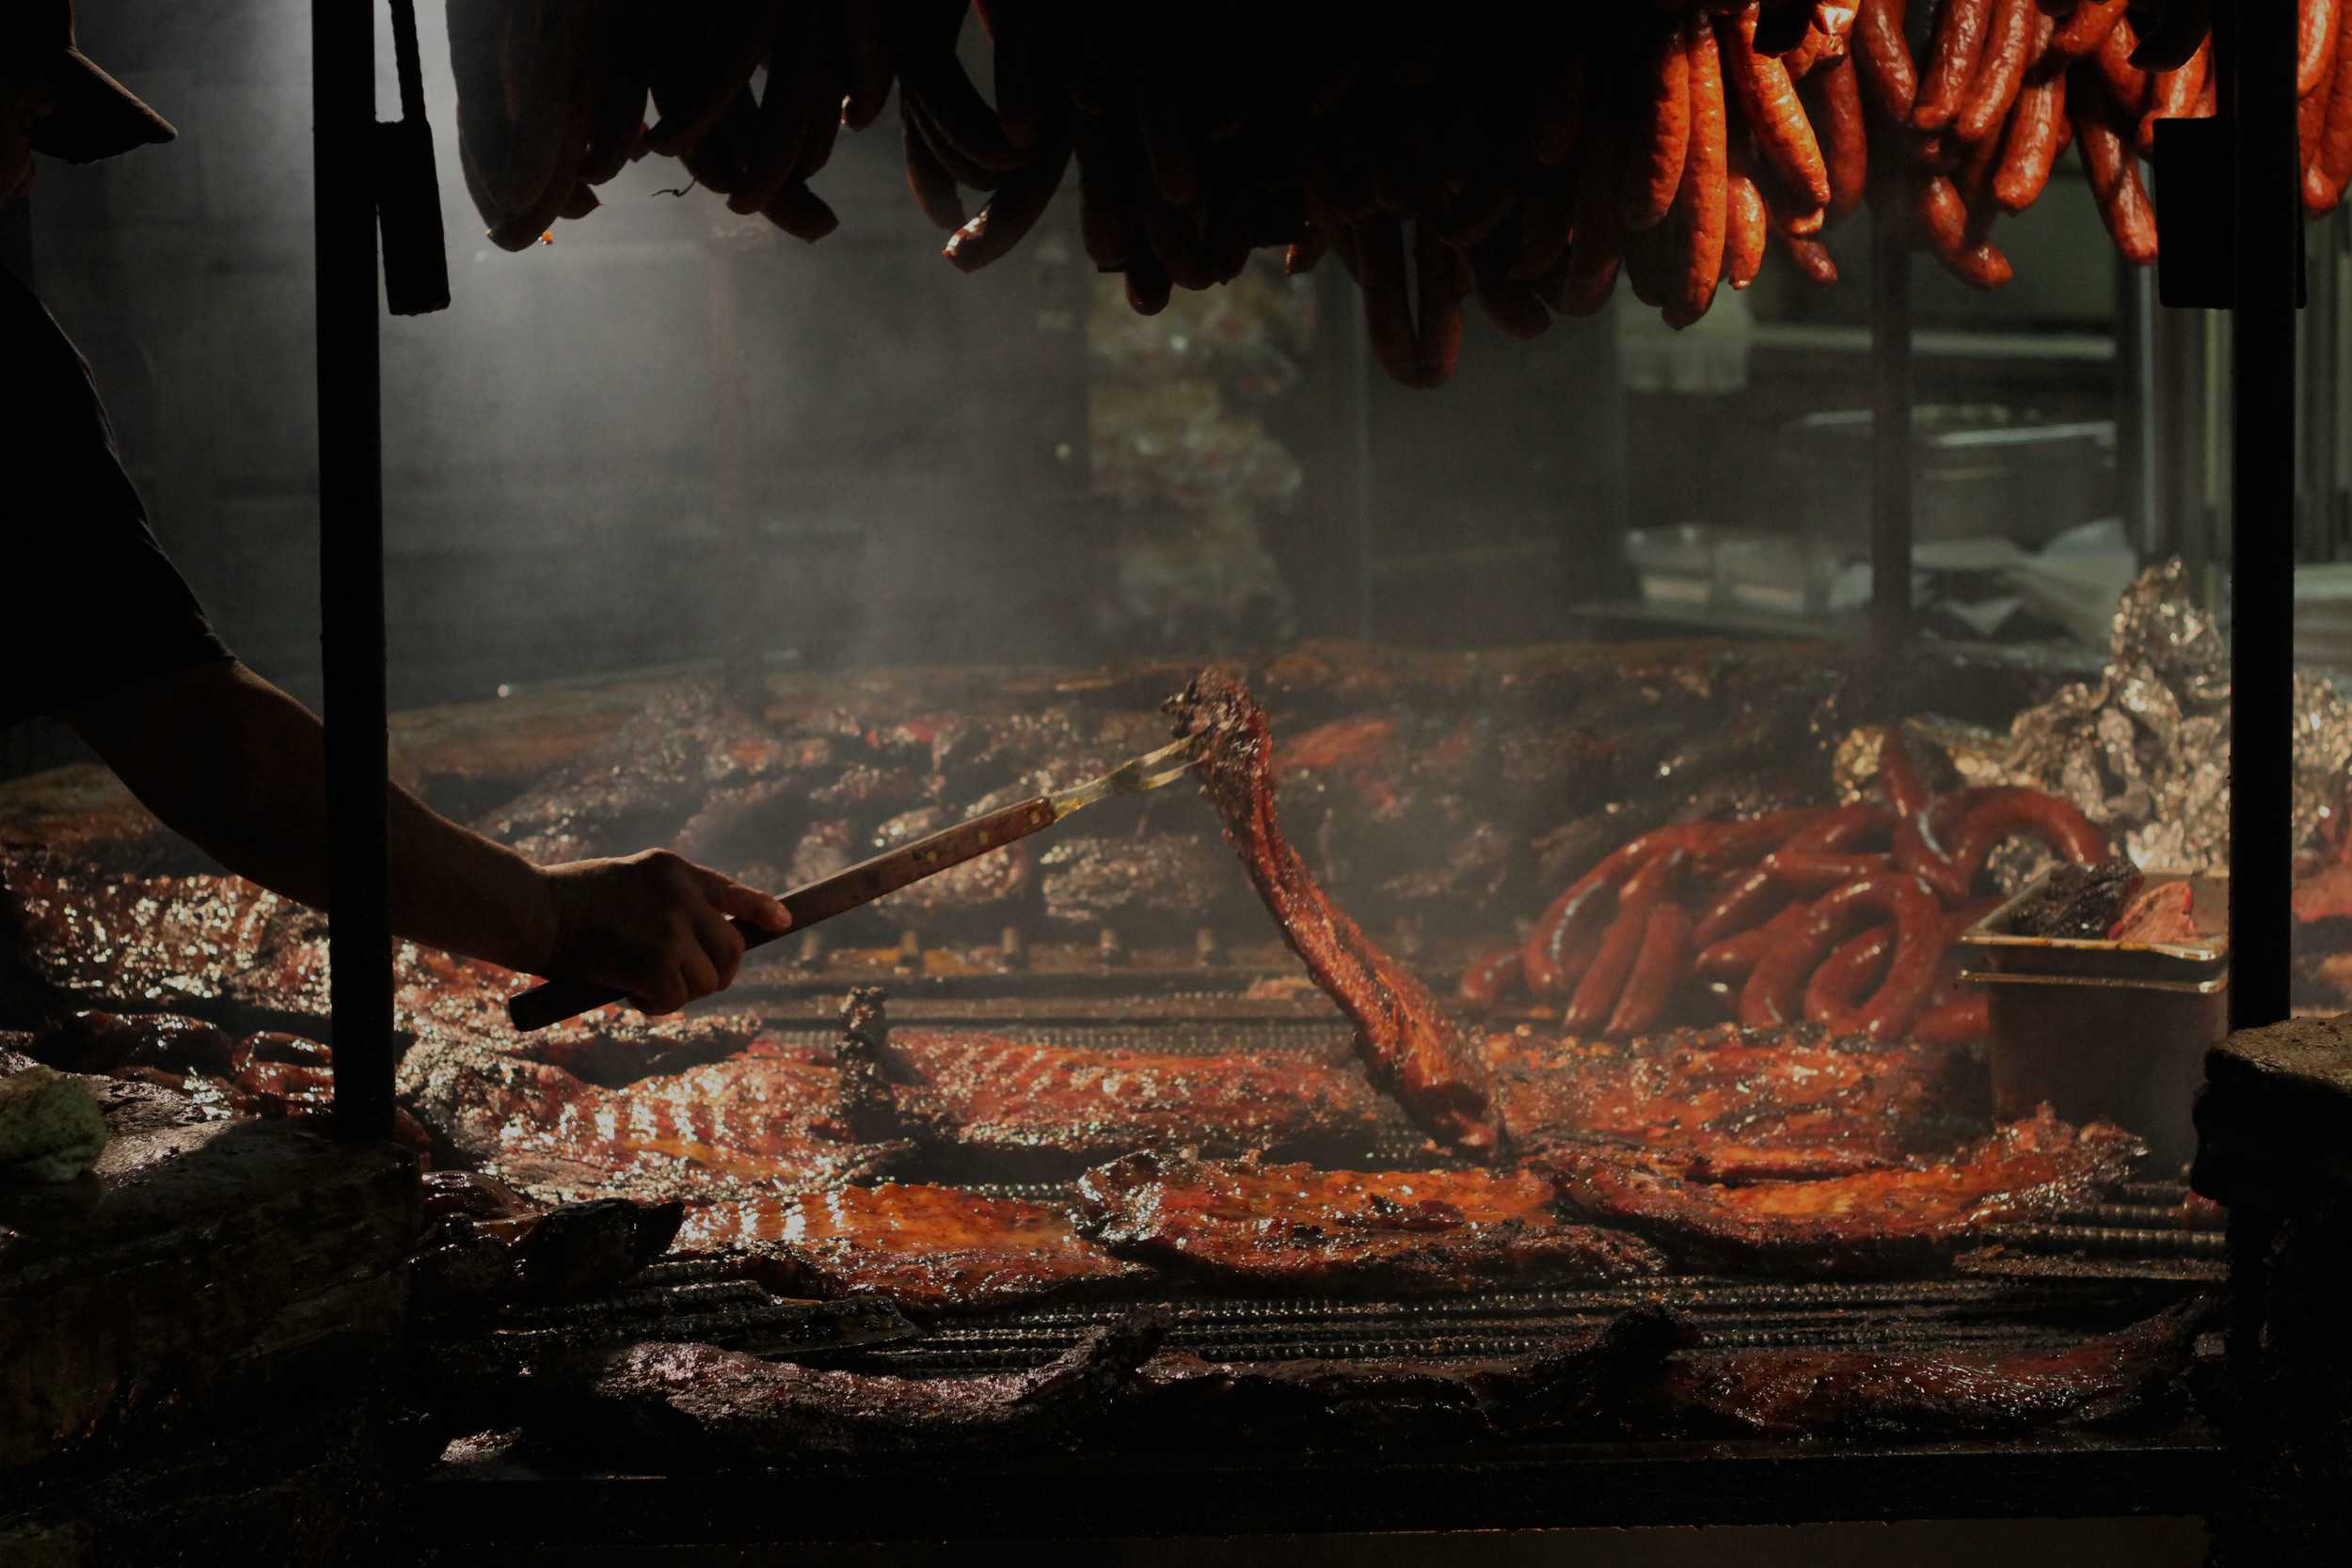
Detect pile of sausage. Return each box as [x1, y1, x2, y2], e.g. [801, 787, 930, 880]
[445, 1, 2344, 386]
[1459, 732, 2108, 1048]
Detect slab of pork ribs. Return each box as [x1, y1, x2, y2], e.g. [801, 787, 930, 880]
[1649, 1296, 2212, 1438]
[1073, 1151, 1665, 1293]
[835, 1022, 1415, 1177]
[1126, 1305, 1684, 1447]
[397, 1035, 897, 1205]
[521, 1308, 1171, 1464]
[1486, 1021, 1985, 1180]
[1169, 672, 1509, 1156]
[1543, 1105, 2143, 1275]
[672, 1183, 1149, 1316]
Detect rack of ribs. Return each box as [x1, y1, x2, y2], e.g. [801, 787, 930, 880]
[1169, 671, 1509, 1157]
[397, 1036, 898, 1205]
[1648, 1297, 2213, 1438]
[835, 1019, 1414, 1177]
[1073, 1152, 1665, 1294]
[1486, 1022, 1984, 1179]
[1125, 1306, 1684, 1447]
[522, 1308, 1171, 1464]
[672, 1183, 1150, 1316]
[1543, 1106, 2144, 1275]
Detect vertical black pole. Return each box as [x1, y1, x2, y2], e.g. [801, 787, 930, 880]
[316, 2, 395, 1140]
[1870, 210, 1914, 657]
[2225, 2, 2299, 1031]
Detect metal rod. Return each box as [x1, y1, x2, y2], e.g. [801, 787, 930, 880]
[315, 0, 395, 1140]
[2223, 0, 2300, 1032]
[1869, 206, 1915, 656]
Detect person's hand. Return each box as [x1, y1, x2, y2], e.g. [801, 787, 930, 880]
[537, 850, 790, 1015]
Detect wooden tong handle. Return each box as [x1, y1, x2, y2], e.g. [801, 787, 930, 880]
[506, 797, 1057, 1031]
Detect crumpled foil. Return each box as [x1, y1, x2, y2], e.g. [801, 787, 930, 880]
[1943, 560, 2352, 875]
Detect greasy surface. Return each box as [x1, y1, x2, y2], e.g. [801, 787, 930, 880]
[1650, 1298, 2211, 1438]
[397, 1036, 894, 1205]
[1170, 670, 1508, 1155]
[1486, 1021, 1982, 1175]
[848, 1026, 1411, 1171]
[1546, 1107, 2143, 1274]
[673, 1182, 1148, 1314]
[0, 851, 327, 1019]
[529, 1310, 1169, 1463]
[1073, 1152, 1664, 1293]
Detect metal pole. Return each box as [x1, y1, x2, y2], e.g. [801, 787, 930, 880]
[315, 0, 395, 1140]
[1869, 208, 1914, 656]
[2223, 1, 2300, 1031]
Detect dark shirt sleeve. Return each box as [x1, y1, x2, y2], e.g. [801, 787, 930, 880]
[1, 271, 231, 730]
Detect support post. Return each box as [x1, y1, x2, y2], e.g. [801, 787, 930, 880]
[2222, 0, 2300, 1031]
[315, 0, 395, 1141]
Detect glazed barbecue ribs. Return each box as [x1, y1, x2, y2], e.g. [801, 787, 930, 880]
[1073, 1152, 1665, 1293]
[1486, 1022, 1983, 1179]
[1652, 1298, 2213, 1438]
[672, 1183, 1149, 1316]
[397, 1036, 895, 1205]
[1544, 1106, 2143, 1274]
[836, 1022, 1414, 1176]
[1170, 672, 1509, 1156]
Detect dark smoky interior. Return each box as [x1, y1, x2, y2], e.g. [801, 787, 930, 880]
[7, 2, 2344, 1560]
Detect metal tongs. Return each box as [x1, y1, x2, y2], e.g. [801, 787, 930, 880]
[506, 736, 1200, 1030]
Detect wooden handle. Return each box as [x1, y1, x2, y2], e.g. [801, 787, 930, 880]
[505, 796, 1057, 1032]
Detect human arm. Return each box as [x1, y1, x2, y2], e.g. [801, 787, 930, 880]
[60, 659, 787, 1013]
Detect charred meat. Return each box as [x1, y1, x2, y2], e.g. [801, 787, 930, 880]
[1649, 1298, 2211, 1438]
[1544, 1106, 2143, 1275]
[1170, 671, 1507, 1156]
[524, 1308, 1170, 1464]
[673, 1182, 1149, 1315]
[1073, 1152, 1665, 1294]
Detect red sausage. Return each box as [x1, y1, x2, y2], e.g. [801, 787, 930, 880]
[1802, 923, 1895, 1022]
[1947, 787, 2107, 873]
[1875, 727, 1932, 818]
[1696, 902, 1813, 986]
[1915, 0, 1994, 131]
[1854, 0, 1918, 121]
[1605, 902, 1696, 1039]
[1564, 848, 1690, 1034]
[1458, 947, 1526, 1009]
[1912, 990, 1991, 1044]
[1741, 873, 1946, 1039]
[1693, 863, 1788, 947]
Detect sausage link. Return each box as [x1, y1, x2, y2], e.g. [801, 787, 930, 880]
[1458, 947, 1526, 1009]
[1564, 848, 1689, 1035]
[1668, 15, 1733, 325]
[1624, 17, 1696, 231]
[944, 137, 1073, 271]
[2311, 6, 2352, 211]
[1916, 0, 1994, 130]
[1774, 226, 1841, 284]
[1414, 225, 1469, 388]
[2139, 37, 2210, 156]
[1947, 787, 2108, 873]
[1807, 53, 1871, 222]
[2306, 0, 2344, 101]
[2048, 0, 2124, 58]
[1745, 873, 1946, 1039]
[1912, 990, 1991, 1044]
[1854, 0, 1918, 120]
[1802, 923, 1895, 1023]
[2092, 14, 2151, 119]
[1960, 0, 2039, 142]
[2072, 67, 2159, 261]
[1355, 215, 1422, 388]
[1605, 902, 1697, 1039]
[1994, 55, 2070, 210]
[1721, 8, 1836, 206]
[1726, 152, 1771, 286]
